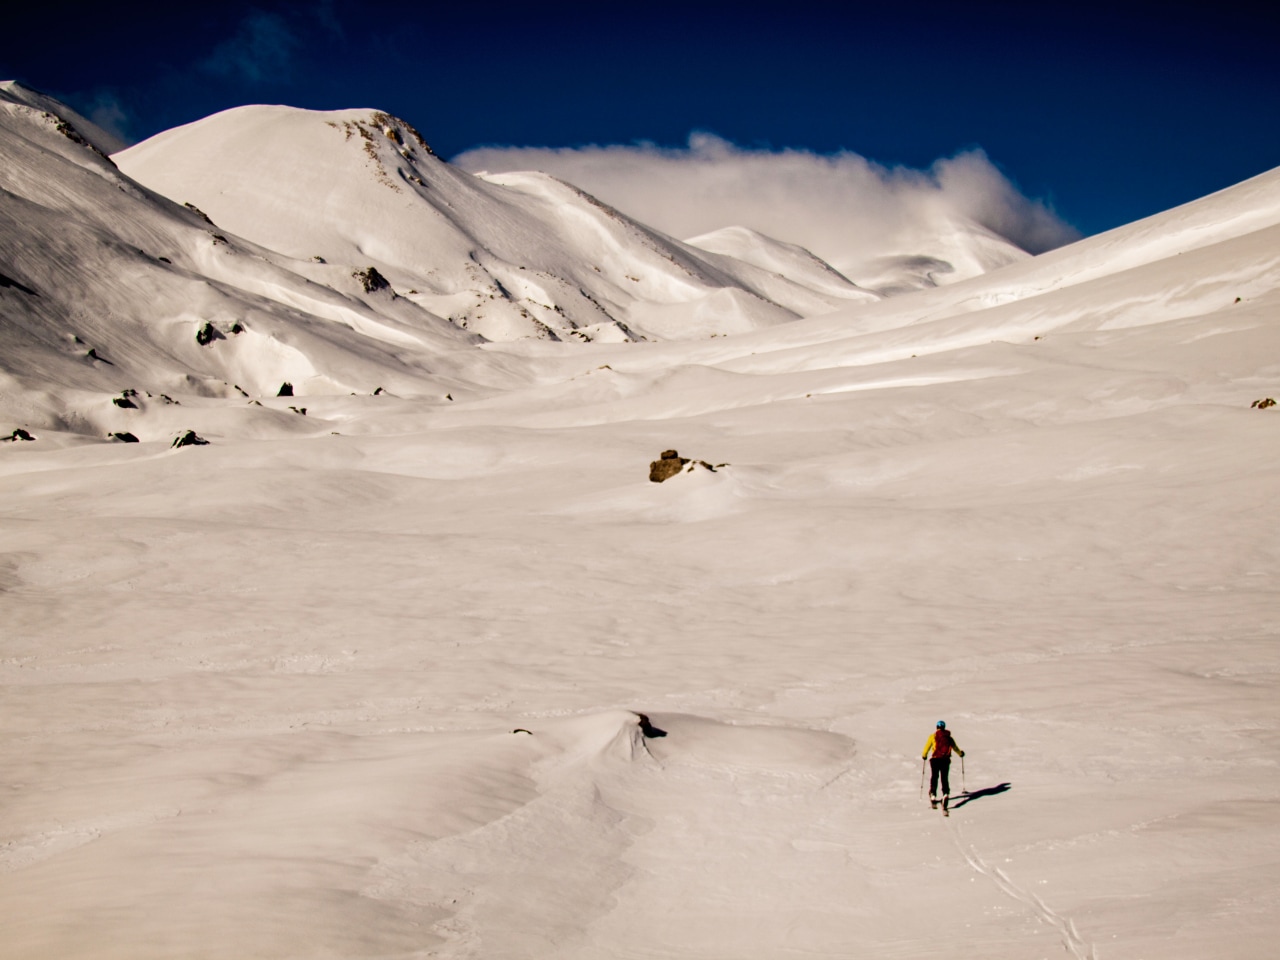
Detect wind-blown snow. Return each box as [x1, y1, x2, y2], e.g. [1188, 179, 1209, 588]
[2, 87, 1278, 960]
[454, 135, 1078, 286]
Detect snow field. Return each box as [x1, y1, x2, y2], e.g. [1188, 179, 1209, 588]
[3, 347, 1277, 957]
[2, 87, 1279, 958]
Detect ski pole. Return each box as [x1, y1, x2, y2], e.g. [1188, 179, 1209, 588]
[920, 759, 926, 798]
[961, 754, 966, 793]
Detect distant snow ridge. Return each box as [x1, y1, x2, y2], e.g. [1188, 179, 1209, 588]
[6, 83, 1280, 450]
[115, 104, 877, 344]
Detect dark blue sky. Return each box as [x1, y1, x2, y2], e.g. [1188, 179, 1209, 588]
[4, 0, 1277, 237]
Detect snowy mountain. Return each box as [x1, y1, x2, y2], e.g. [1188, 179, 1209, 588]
[0, 84, 505, 443]
[3, 84, 1280, 960]
[450, 139, 1050, 295]
[115, 104, 877, 345]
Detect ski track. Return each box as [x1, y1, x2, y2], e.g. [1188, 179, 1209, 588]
[950, 821, 1097, 960]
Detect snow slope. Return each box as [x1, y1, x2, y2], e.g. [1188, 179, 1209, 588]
[0, 85, 505, 444]
[115, 105, 877, 344]
[0, 80, 127, 155]
[2, 90, 1279, 960]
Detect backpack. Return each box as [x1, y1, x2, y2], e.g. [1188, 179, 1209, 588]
[933, 728, 953, 758]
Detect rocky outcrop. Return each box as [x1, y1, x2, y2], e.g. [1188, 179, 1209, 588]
[649, 449, 724, 482]
[649, 449, 689, 482]
[353, 266, 390, 293]
[171, 430, 209, 448]
[196, 321, 225, 346]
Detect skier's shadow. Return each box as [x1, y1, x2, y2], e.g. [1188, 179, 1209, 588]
[951, 782, 1011, 809]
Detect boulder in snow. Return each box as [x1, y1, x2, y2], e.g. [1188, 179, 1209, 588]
[650, 450, 689, 482]
[196, 322, 225, 346]
[171, 430, 209, 448]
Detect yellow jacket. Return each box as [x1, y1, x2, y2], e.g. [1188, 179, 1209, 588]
[922, 731, 964, 759]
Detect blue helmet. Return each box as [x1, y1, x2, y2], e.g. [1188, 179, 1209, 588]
[936, 720, 946, 728]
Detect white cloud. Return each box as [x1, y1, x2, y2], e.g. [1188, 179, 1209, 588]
[454, 135, 1079, 272]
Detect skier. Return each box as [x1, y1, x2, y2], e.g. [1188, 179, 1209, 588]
[922, 720, 964, 812]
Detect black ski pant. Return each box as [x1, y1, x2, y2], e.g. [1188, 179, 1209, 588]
[929, 757, 952, 797]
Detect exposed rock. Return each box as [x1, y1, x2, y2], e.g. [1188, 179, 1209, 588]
[112, 390, 138, 409]
[353, 265, 391, 293]
[183, 202, 215, 225]
[41, 112, 114, 163]
[0, 272, 39, 295]
[5, 428, 35, 442]
[110, 432, 139, 443]
[650, 450, 726, 482]
[171, 430, 209, 448]
[1252, 397, 1276, 409]
[649, 449, 689, 483]
[635, 713, 667, 738]
[196, 321, 225, 346]
[277, 382, 294, 397]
